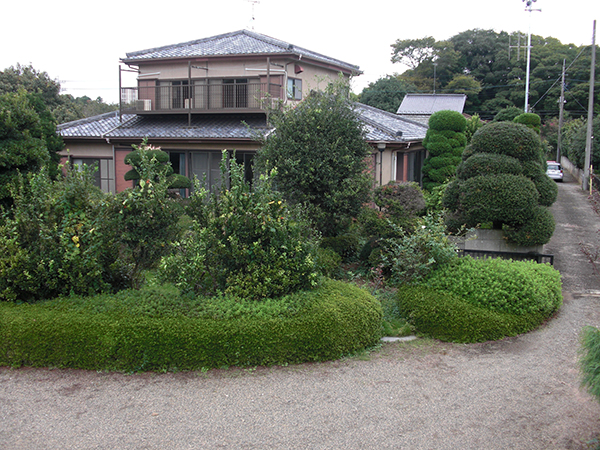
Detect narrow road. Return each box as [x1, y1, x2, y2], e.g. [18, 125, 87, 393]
[2, 172, 600, 449]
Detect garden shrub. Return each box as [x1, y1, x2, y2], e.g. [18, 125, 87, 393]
[503, 206, 556, 247]
[374, 181, 425, 219]
[0, 279, 382, 371]
[580, 326, 600, 404]
[395, 285, 535, 343]
[469, 122, 541, 161]
[159, 152, 319, 300]
[422, 110, 468, 191]
[425, 256, 562, 316]
[316, 247, 342, 278]
[380, 212, 458, 285]
[444, 120, 556, 245]
[513, 112, 542, 134]
[0, 166, 127, 302]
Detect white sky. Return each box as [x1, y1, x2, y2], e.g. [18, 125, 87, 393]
[1, 0, 598, 104]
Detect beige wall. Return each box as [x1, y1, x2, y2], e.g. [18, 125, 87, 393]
[61, 142, 113, 158]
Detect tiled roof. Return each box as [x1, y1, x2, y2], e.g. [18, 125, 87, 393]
[354, 103, 427, 142]
[59, 105, 426, 144]
[396, 93, 467, 114]
[58, 112, 269, 140]
[122, 30, 361, 74]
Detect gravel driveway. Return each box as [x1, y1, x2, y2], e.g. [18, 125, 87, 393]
[2, 172, 600, 450]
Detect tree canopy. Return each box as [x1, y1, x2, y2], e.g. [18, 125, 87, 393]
[378, 29, 599, 120]
[255, 81, 372, 237]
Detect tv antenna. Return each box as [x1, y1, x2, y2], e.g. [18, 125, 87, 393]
[246, 0, 260, 30]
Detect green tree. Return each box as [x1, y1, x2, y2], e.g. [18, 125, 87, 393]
[443, 120, 557, 246]
[359, 76, 415, 113]
[0, 90, 51, 207]
[255, 81, 372, 237]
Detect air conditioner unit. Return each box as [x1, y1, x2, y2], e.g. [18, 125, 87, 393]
[136, 99, 152, 111]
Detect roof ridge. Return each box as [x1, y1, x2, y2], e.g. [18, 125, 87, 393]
[355, 102, 428, 134]
[57, 110, 120, 130]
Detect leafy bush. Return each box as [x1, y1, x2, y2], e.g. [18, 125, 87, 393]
[460, 174, 539, 226]
[0, 166, 126, 302]
[396, 285, 536, 343]
[456, 153, 523, 179]
[0, 279, 382, 371]
[374, 181, 425, 218]
[425, 257, 562, 316]
[422, 110, 468, 191]
[159, 152, 319, 300]
[580, 326, 600, 404]
[316, 247, 342, 278]
[469, 122, 541, 162]
[503, 206, 556, 247]
[493, 106, 522, 122]
[513, 113, 541, 133]
[380, 213, 458, 285]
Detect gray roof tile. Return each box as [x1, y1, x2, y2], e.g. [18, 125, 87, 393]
[355, 103, 428, 142]
[122, 30, 361, 73]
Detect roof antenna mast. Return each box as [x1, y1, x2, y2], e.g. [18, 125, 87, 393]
[246, 0, 260, 30]
[522, 0, 541, 112]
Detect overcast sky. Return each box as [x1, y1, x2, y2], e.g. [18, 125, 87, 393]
[1, 0, 597, 104]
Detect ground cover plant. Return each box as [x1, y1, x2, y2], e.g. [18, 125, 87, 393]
[393, 256, 562, 343]
[0, 279, 382, 372]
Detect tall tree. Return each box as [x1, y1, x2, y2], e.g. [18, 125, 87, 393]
[255, 81, 372, 237]
[358, 76, 416, 113]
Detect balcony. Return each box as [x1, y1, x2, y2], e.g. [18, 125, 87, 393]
[120, 81, 283, 114]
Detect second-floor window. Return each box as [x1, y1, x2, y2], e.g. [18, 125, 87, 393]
[287, 78, 302, 100]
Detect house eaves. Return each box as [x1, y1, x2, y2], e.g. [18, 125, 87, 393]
[121, 30, 362, 75]
[354, 103, 428, 143]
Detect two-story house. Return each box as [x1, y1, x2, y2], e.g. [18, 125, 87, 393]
[58, 30, 427, 193]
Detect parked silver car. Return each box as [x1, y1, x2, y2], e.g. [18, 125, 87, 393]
[546, 161, 563, 182]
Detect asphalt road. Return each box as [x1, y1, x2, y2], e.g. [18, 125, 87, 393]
[2, 172, 600, 449]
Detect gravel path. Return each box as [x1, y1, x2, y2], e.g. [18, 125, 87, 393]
[2, 173, 600, 449]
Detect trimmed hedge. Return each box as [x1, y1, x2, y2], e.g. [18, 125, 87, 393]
[428, 110, 467, 132]
[469, 122, 541, 161]
[396, 286, 539, 343]
[456, 153, 523, 180]
[503, 206, 556, 246]
[0, 280, 382, 372]
[395, 257, 562, 343]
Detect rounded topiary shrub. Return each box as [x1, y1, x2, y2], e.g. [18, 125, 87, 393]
[469, 122, 541, 162]
[503, 206, 556, 246]
[514, 113, 541, 133]
[456, 153, 523, 180]
[530, 171, 558, 207]
[428, 110, 467, 132]
[460, 174, 539, 226]
[0, 280, 383, 371]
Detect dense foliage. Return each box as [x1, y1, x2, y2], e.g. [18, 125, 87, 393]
[0, 64, 117, 124]
[0, 167, 126, 302]
[561, 115, 600, 170]
[255, 81, 372, 237]
[0, 280, 382, 372]
[421, 110, 467, 191]
[396, 257, 562, 343]
[580, 326, 600, 404]
[387, 29, 598, 120]
[160, 152, 320, 300]
[358, 75, 416, 113]
[443, 120, 557, 246]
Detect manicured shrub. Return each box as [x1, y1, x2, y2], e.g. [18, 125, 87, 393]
[503, 206, 556, 247]
[0, 280, 382, 371]
[316, 247, 342, 278]
[493, 106, 522, 122]
[460, 174, 539, 226]
[374, 181, 425, 218]
[159, 152, 319, 300]
[425, 257, 562, 316]
[456, 153, 523, 179]
[422, 110, 468, 191]
[514, 112, 541, 134]
[469, 122, 541, 162]
[396, 285, 536, 343]
[444, 119, 557, 246]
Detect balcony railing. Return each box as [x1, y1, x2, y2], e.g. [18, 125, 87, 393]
[120, 82, 282, 114]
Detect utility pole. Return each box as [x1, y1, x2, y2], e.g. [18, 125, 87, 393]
[583, 20, 597, 193]
[523, 0, 541, 112]
[557, 59, 566, 162]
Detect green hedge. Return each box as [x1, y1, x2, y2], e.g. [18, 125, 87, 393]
[0, 280, 382, 372]
[428, 110, 467, 132]
[503, 206, 556, 246]
[469, 122, 541, 161]
[456, 153, 523, 180]
[394, 257, 562, 343]
[396, 286, 539, 343]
